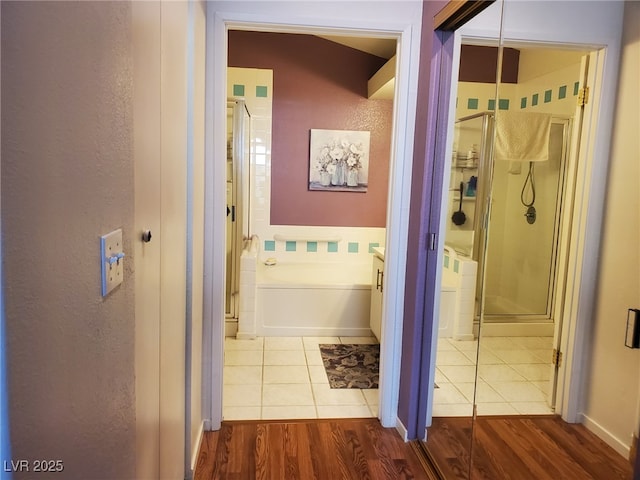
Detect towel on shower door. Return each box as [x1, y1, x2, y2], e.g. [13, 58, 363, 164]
[495, 111, 552, 162]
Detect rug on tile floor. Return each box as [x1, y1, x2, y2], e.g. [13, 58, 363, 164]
[319, 343, 379, 389]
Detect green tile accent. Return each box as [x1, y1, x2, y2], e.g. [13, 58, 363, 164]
[306, 241, 317, 253]
[453, 259, 460, 274]
[256, 85, 268, 98]
[544, 89, 552, 103]
[558, 85, 567, 99]
[233, 84, 245, 96]
[264, 240, 275, 251]
[368, 243, 380, 253]
[520, 97, 527, 109]
[498, 98, 510, 110]
[532, 93, 539, 106]
[444, 255, 450, 269]
[488, 99, 496, 110]
[348, 242, 359, 253]
[285, 241, 296, 252]
[573, 81, 580, 95]
[328, 242, 338, 253]
[467, 98, 479, 110]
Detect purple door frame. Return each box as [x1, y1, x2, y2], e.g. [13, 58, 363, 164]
[397, 4, 456, 440]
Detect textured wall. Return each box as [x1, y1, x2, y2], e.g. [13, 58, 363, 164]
[2, 2, 135, 478]
[229, 31, 393, 227]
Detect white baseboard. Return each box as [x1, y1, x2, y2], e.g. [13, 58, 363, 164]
[580, 413, 630, 458]
[395, 417, 409, 442]
[190, 421, 206, 473]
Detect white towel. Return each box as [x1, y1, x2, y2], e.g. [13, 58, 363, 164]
[495, 111, 552, 162]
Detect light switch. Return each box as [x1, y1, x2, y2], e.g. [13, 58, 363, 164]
[101, 229, 125, 296]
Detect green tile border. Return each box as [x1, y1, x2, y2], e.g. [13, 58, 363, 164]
[256, 85, 268, 98]
[306, 241, 317, 253]
[368, 242, 380, 253]
[520, 97, 527, 109]
[285, 241, 296, 252]
[348, 242, 359, 253]
[467, 98, 479, 110]
[488, 99, 496, 110]
[327, 242, 338, 253]
[264, 240, 275, 251]
[558, 85, 567, 99]
[532, 93, 539, 106]
[544, 89, 552, 103]
[498, 98, 509, 110]
[233, 84, 245, 96]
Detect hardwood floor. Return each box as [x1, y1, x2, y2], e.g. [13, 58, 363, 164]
[423, 415, 634, 479]
[194, 418, 432, 480]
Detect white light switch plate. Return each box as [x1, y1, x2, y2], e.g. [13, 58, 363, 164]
[101, 229, 124, 296]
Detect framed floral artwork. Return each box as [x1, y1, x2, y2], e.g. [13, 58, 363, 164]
[309, 129, 370, 192]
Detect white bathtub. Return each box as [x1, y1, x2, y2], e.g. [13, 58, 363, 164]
[255, 261, 372, 337]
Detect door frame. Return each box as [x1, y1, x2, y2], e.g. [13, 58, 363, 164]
[203, 4, 424, 430]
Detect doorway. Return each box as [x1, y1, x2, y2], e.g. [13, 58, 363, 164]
[205, 4, 426, 430]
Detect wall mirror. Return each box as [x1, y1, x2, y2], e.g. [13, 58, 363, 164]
[421, 0, 625, 477]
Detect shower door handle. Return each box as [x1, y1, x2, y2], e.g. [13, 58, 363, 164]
[226, 205, 236, 221]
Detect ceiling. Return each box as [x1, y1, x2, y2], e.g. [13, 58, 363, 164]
[318, 35, 397, 60]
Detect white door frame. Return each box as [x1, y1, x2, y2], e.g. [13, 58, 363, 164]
[203, 4, 424, 430]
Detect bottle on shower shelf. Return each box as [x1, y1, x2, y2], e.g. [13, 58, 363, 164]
[466, 176, 477, 197]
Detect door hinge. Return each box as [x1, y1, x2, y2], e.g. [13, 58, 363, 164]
[552, 348, 563, 367]
[577, 86, 589, 106]
[427, 232, 437, 251]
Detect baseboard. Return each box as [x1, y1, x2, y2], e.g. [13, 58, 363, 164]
[190, 420, 206, 472]
[395, 417, 409, 442]
[581, 413, 630, 458]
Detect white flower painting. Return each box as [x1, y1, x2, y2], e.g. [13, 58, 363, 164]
[309, 129, 370, 192]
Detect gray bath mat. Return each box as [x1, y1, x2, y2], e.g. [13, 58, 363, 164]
[319, 343, 379, 389]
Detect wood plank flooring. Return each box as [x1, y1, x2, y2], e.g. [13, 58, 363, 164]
[194, 418, 431, 480]
[423, 415, 634, 479]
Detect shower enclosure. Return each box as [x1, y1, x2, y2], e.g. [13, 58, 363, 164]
[225, 100, 251, 319]
[448, 112, 571, 331]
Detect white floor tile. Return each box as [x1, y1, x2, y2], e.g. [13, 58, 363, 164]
[432, 403, 473, 417]
[433, 383, 470, 405]
[438, 365, 478, 383]
[491, 349, 548, 364]
[362, 389, 379, 406]
[224, 349, 263, 366]
[263, 349, 307, 366]
[435, 368, 450, 385]
[223, 406, 261, 420]
[224, 366, 263, 385]
[263, 365, 310, 384]
[368, 404, 379, 417]
[262, 383, 315, 406]
[436, 350, 474, 366]
[312, 384, 367, 406]
[511, 402, 554, 415]
[304, 349, 325, 366]
[264, 336, 304, 350]
[225, 337, 264, 351]
[304, 337, 340, 350]
[510, 364, 551, 381]
[437, 339, 458, 352]
[317, 405, 373, 418]
[262, 406, 317, 420]
[476, 402, 519, 416]
[479, 337, 519, 350]
[450, 339, 478, 352]
[339, 336, 377, 344]
[490, 382, 547, 402]
[531, 381, 551, 395]
[223, 384, 262, 407]
[475, 349, 504, 365]
[477, 364, 526, 382]
[510, 336, 553, 349]
[308, 365, 330, 384]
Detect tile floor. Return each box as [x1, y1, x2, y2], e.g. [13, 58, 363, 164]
[223, 336, 379, 421]
[434, 336, 555, 416]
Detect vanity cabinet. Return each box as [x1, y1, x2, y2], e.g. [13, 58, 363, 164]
[370, 253, 384, 342]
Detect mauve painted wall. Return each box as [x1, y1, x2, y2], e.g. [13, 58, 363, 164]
[229, 31, 393, 227]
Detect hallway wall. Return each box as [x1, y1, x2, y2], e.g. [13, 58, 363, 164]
[1, 2, 135, 478]
[583, 0, 640, 457]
